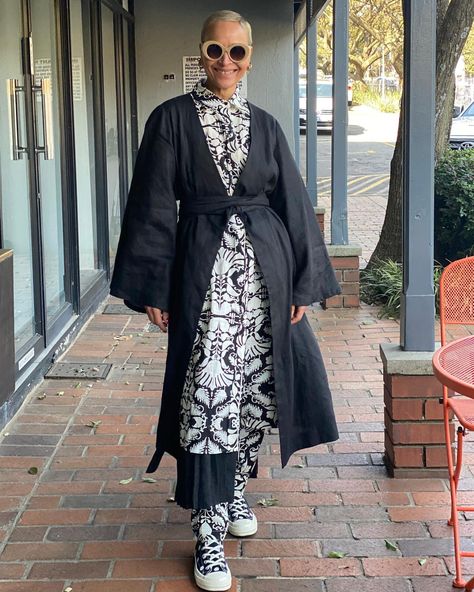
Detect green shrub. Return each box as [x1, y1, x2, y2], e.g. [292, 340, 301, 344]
[434, 149, 474, 265]
[361, 150, 473, 318]
[360, 259, 442, 319]
[352, 81, 401, 113]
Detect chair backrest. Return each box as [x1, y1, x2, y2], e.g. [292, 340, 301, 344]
[439, 256, 474, 346]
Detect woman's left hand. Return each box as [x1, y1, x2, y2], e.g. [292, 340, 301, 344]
[291, 305, 307, 325]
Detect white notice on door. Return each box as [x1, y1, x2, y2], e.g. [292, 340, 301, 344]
[34, 57, 83, 101]
[71, 57, 83, 101]
[34, 58, 51, 80]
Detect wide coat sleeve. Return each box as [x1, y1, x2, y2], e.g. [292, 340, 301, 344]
[110, 106, 177, 313]
[268, 120, 341, 305]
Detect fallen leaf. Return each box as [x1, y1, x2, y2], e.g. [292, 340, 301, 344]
[75, 382, 82, 388]
[37, 394, 47, 400]
[27, 467, 38, 475]
[328, 551, 347, 558]
[257, 496, 279, 507]
[384, 539, 399, 552]
[418, 558, 427, 566]
[64, 587, 73, 592]
[85, 420, 102, 430]
[142, 477, 157, 483]
[119, 477, 134, 485]
[293, 463, 305, 468]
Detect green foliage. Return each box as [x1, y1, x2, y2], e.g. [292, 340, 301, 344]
[362, 150, 474, 318]
[464, 25, 474, 75]
[313, 1, 403, 82]
[360, 259, 442, 319]
[352, 81, 401, 112]
[360, 259, 402, 317]
[434, 149, 474, 265]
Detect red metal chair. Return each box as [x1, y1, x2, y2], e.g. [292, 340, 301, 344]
[438, 256, 474, 590]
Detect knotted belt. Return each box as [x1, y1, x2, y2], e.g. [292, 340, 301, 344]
[179, 193, 270, 217]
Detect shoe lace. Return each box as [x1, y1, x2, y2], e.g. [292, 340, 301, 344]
[195, 537, 228, 575]
[229, 495, 254, 522]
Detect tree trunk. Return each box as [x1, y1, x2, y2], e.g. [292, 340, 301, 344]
[366, 0, 474, 268]
[367, 101, 404, 264]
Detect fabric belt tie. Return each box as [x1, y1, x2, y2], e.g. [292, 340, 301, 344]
[179, 194, 270, 218]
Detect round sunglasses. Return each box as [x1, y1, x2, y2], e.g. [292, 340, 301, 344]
[201, 40, 252, 63]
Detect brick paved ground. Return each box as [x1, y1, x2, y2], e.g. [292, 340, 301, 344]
[0, 295, 469, 592]
[318, 192, 387, 267]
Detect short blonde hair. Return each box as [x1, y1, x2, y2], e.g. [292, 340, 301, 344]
[201, 10, 253, 45]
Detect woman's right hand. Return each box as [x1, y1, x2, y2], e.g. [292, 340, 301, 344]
[145, 306, 169, 332]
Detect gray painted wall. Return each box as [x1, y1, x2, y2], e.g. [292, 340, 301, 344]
[134, 0, 295, 146]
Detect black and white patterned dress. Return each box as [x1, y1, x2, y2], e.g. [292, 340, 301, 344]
[179, 80, 278, 456]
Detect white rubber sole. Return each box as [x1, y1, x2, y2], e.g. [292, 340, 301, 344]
[227, 514, 258, 537]
[194, 560, 232, 591]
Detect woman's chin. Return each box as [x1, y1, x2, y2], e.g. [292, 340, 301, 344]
[210, 76, 241, 90]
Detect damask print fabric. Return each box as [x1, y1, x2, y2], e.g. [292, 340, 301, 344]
[191, 80, 250, 196]
[179, 217, 277, 453]
[179, 80, 277, 456]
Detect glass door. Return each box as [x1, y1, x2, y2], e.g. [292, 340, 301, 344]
[0, 0, 72, 374]
[101, 4, 121, 267]
[70, 0, 104, 294]
[30, 0, 69, 328]
[0, 0, 38, 357]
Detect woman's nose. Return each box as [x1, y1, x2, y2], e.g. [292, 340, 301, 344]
[219, 51, 233, 66]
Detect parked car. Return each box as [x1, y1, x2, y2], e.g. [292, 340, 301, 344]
[299, 80, 333, 130]
[372, 76, 399, 91]
[449, 101, 474, 150]
[299, 77, 352, 130]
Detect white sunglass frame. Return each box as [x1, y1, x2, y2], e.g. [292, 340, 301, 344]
[201, 40, 252, 63]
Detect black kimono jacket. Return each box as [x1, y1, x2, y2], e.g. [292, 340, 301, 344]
[110, 93, 340, 508]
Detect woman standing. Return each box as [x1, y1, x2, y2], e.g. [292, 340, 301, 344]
[111, 10, 340, 591]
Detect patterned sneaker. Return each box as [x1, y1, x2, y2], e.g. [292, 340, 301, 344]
[194, 535, 232, 591]
[228, 495, 258, 537]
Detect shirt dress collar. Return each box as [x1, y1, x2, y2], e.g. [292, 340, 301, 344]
[192, 78, 248, 114]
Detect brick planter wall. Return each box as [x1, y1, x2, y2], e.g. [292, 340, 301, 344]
[381, 344, 454, 478]
[313, 207, 361, 309]
[323, 245, 362, 309]
[314, 206, 325, 240]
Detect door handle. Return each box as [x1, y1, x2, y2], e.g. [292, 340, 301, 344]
[33, 78, 54, 160]
[6, 79, 27, 160]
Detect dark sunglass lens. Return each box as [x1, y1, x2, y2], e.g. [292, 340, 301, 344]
[206, 44, 223, 60]
[229, 45, 246, 61]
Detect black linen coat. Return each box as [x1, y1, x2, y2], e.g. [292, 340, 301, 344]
[110, 94, 341, 508]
